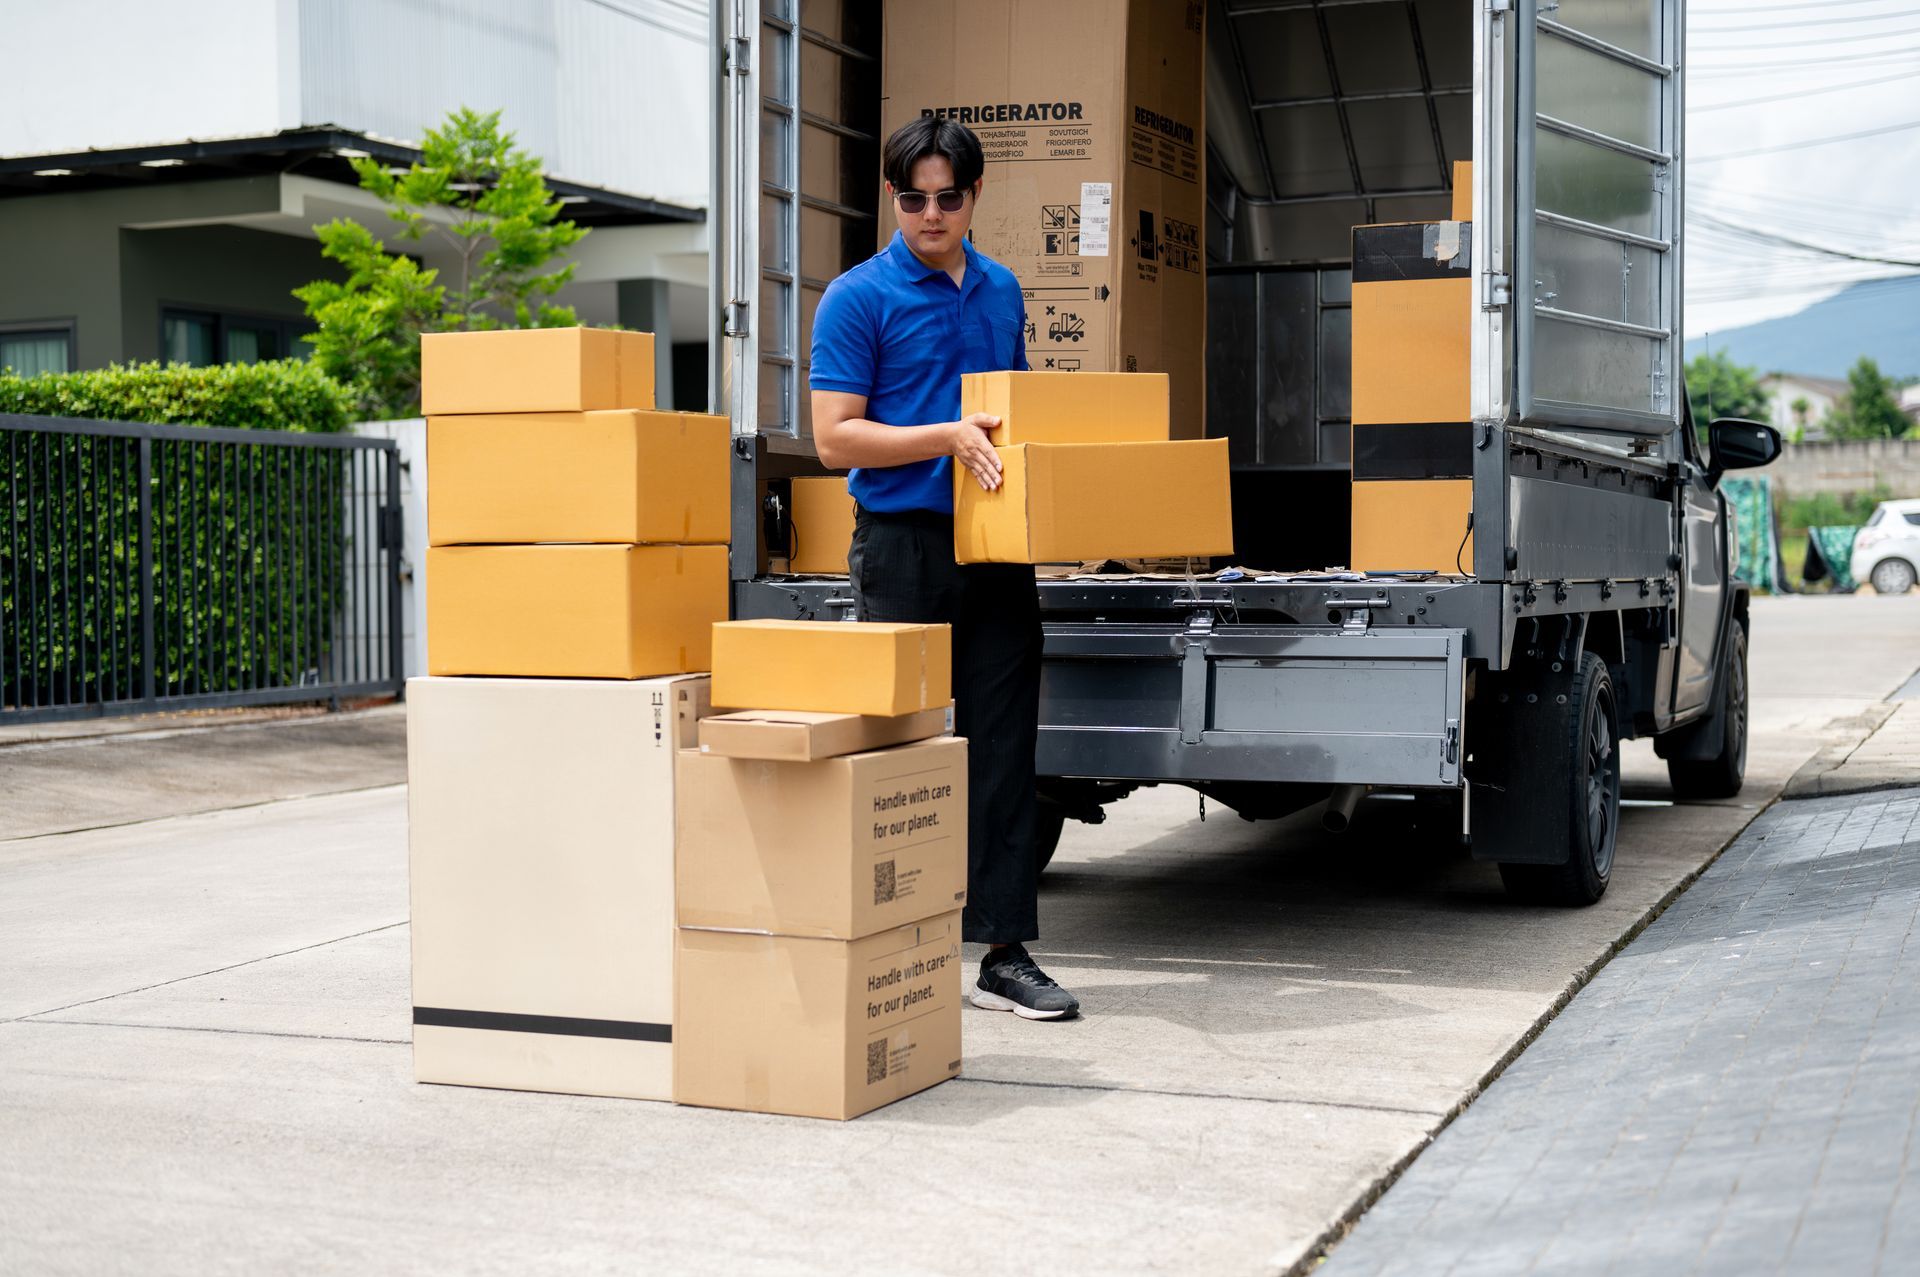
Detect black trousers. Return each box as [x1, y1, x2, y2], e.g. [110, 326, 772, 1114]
[848, 506, 1042, 944]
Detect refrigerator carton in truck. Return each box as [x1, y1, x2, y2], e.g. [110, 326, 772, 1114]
[710, 0, 1781, 905]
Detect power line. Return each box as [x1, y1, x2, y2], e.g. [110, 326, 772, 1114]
[1691, 211, 1920, 267]
[1691, 6, 1920, 30]
[1692, 115, 1920, 160]
[1690, 22, 1920, 50]
[1690, 66, 1920, 110]
[1688, 45, 1920, 71]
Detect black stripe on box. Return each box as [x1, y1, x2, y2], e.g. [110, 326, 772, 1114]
[1352, 423, 1475, 480]
[1352, 222, 1473, 283]
[413, 1007, 671, 1043]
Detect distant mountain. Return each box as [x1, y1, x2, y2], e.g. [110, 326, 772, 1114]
[1684, 276, 1920, 380]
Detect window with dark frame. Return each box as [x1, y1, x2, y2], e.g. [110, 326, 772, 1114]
[160, 308, 314, 367]
[0, 322, 76, 376]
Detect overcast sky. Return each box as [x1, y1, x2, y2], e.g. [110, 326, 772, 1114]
[1683, 0, 1920, 337]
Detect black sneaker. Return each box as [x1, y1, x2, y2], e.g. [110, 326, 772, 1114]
[970, 944, 1080, 1020]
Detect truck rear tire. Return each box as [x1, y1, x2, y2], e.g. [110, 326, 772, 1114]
[1035, 801, 1066, 874]
[1667, 618, 1749, 800]
[1495, 652, 1622, 907]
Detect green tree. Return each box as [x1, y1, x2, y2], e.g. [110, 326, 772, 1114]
[1824, 356, 1909, 440]
[295, 107, 588, 419]
[1684, 350, 1770, 430]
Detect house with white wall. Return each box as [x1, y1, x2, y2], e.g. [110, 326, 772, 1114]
[0, 0, 712, 408]
[1758, 372, 1846, 442]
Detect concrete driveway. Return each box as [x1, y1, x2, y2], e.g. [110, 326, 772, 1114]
[2, 595, 1914, 1274]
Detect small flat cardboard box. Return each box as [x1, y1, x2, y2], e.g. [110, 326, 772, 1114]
[674, 911, 963, 1120]
[698, 706, 950, 762]
[789, 477, 856, 574]
[710, 620, 952, 716]
[408, 674, 709, 1101]
[961, 371, 1171, 446]
[420, 327, 655, 415]
[676, 735, 968, 939]
[954, 438, 1234, 565]
[427, 410, 728, 546]
[427, 543, 727, 678]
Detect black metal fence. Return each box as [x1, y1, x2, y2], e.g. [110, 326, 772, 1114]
[1, 414, 403, 723]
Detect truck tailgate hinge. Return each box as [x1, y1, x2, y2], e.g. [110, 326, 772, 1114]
[1483, 271, 1511, 311]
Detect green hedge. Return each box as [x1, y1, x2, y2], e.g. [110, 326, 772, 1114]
[0, 359, 355, 433]
[2, 361, 366, 711]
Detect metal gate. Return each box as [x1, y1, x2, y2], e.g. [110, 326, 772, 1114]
[1, 414, 404, 724]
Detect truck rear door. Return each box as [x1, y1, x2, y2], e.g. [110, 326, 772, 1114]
[712, 0, 881, 578]
[1495, 0, 1685, 436]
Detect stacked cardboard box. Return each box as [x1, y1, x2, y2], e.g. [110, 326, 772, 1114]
[787, 476, 858, 575]
[422, 328, 730, 678]
[409, 327, 731, 1102]
[881, 0, 1207, 436]
[951, 371, 1233, 564]
[674, 620, 967, 1120]
[1350, 163, 1476, 574]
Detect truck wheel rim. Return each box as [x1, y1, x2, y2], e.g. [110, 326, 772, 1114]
[1586, 688, 1618, 876]
[1730, 637, 1748, 768]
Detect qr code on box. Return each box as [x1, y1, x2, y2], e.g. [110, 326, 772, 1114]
[866, 1039, 889, 1085]
[874, 859, 896, 905]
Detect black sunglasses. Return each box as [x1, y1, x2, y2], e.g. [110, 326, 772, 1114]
[894, 188, 968, 215]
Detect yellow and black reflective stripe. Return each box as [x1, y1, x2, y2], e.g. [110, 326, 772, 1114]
[1351, 222, 1472, 283]
[1352, 422, 1474, 480]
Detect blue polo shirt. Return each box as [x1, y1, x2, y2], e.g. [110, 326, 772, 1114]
[809, 231, 1029, 514]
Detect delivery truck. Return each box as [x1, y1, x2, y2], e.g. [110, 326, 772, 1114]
[709, 0, 1781, 904]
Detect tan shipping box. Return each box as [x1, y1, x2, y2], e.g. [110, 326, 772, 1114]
[961, 371, 1169, 446]
[677, 735, 967, 939]
[427, 410, 729, 546]
[674, 911, 963, 1120]
[408, 673, 709, 1101]
[1350, 221, 1473, 573]
[881, 0, 1206, 435]
[420, 327, 656, 416]
[954, 438, 1233, 564]
[789, 476, 857, 574]
[699, 706, 950, 762]
[427, 543, 727, 679]
[710, 620, 952, 716]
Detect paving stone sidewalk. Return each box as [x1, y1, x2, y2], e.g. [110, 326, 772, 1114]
[1320, 787, 1920, 1277]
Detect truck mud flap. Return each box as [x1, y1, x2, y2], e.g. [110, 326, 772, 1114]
[1036, 623, 1466, 788]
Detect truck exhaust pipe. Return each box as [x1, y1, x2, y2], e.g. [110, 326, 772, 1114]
[1323, 785, 1366, 833]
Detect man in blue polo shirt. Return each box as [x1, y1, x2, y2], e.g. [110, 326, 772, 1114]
[810, 118, 1079, 1021]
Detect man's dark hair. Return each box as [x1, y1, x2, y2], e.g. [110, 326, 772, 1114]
[883, 117, 985, 192]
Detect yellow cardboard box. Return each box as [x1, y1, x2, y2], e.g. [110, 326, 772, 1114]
[710, 620, 952, 716]
[1451, 160, 1472, 222]
[698, 706, 950, 762]
[674, 911, 963, 1120]
[427, 410, 728, 546]
[1352, 479, 1474, 574]
[953, 438, 1234, 565]
[789, 476, 856, 574]
[960, 371, 1171, 446]
[408, 674, 708, 1101]
[427, 543, 727, 678]
[1351, 224, 1470, 426]
[676, 735, 967, 939]
[420, 327, 655, 416]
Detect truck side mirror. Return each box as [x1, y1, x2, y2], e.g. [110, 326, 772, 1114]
[1707, 417, 1780, 483]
